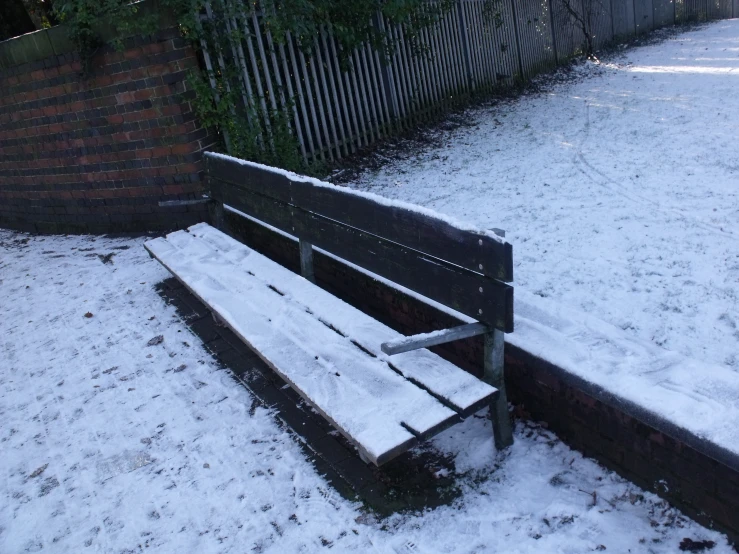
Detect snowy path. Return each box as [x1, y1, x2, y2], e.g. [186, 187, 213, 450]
[355, 20, 739, 373]
[0, 230, 733, 552]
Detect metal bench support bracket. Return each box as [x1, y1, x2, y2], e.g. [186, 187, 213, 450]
[485, 329, 513, 450]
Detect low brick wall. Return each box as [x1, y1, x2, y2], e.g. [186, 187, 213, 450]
[0, 14, 214, 233]
[223, 210, 739, 547]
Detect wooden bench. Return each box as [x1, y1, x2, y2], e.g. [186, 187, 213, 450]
[145, 152, 515, 466]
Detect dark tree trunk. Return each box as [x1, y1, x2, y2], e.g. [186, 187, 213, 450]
[0, 0, 37, 41]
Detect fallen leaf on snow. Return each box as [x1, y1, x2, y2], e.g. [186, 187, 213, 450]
[680, 538, 716, 552]
[29, 464, 49, 479]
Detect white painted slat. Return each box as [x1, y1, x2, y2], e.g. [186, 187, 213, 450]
[188, 223, 497, 416]
[146, 230, 468, 465]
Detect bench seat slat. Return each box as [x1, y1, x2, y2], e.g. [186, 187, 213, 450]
[146, 229, 471, 465]
[187, 222, 497, 417]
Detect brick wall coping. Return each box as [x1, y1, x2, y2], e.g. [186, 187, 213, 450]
[509, 342, 739, 472]
[505, 293, 739, 472]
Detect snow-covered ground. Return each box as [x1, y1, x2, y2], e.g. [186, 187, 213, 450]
[3, 20, 739, 554]
[0, 230, 733, 552]
[355, 20, 739, 374]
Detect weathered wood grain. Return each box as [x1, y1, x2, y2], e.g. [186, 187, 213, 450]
[210, 178, 513, 332]
[206, 153, 513, 282]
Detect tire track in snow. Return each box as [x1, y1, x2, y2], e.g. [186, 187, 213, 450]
[574, 103, 737, 241]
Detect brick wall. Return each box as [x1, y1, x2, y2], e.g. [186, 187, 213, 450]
[223, 210, 739, 547]
[0, 17, 215, 233]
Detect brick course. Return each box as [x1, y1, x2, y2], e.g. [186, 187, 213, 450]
[0, 27, 215, 233]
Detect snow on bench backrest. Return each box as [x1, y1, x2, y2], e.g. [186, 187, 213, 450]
[204, 152, 514, 332]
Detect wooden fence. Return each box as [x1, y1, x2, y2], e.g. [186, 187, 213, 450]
[200, 0, 738, 164]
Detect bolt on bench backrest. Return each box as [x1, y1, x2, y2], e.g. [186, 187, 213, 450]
[205, 152, 514, 332]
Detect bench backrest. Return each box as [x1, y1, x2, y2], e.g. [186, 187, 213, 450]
[205, 152, 514, 332]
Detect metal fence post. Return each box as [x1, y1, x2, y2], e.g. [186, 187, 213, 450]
[486, 227, 513, 450]
[299, 240, 315, 283]
[485, 330, 513, 450]
[209, 201, 225, 231]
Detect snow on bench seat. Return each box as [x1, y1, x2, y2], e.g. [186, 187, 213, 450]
[146, 224, 497, 465]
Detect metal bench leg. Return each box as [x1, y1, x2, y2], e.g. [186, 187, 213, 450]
[211, 310, 225, 327]
[484, 329, 513, 450]
[299, 239, 316, 284]
[209, 201, 225, 231]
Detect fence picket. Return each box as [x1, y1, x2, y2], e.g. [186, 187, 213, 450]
[199, 0, 734, 165]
